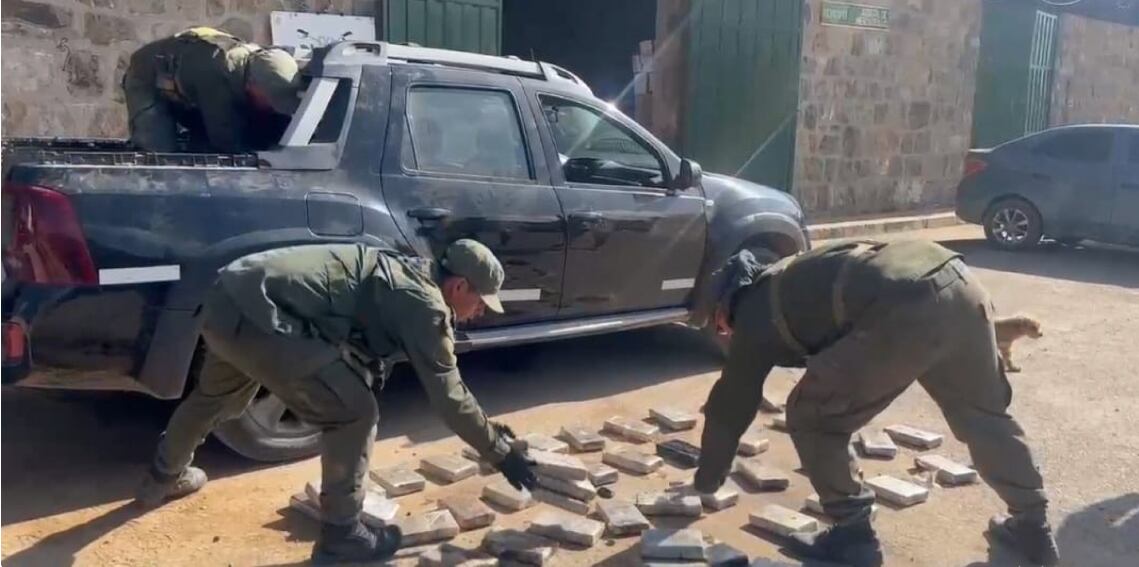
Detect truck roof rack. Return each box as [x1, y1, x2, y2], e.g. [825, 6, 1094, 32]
[318, 41, 592, 95]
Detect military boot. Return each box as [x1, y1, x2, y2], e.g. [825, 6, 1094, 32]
[988, 514, 1060, 566]
[787, 517, 883, 567]
[311, 521, 402, 564]
[135, 465, 207, 508]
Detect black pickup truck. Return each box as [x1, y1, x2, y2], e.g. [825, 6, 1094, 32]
[2, 42, 808, 461]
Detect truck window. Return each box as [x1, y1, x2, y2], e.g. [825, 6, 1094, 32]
[401, 87, 531, 180]
[539, 95, 666, 188]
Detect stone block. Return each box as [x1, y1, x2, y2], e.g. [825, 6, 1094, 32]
[361, 489, 400, 525]
[771, 414, 788, 431]
[635, 491, 702, 517]
[396, 510, 461, 547]
[7, 1, 73, 29]
[749, 505, 818, 537]
[914, 455, 978, 485]
[737, 434, 770, 456]
[649, 407, 697, 431]
[304, 479, 322, 503]
[440, 494, 496, 530]
[865, 475, 930, 507]
[459, 446, 496, 475]
[533, 487, 591, 515]
[536, 474, 596, 502]
[530, 450, 588, 481]
[587, 463, 619, 486]
[288, 492, 320, 522]
[597, 499, 651, 536]
[528, 510, 604, 547]
[641, 528, 707, 561]
[84, 13, 137, 45]
[803, 493, 878, 520]
[481, 479, 535, 511]
[735, 460, 790, 491]
[418, 543, 497, 566]
[701, 485, 740, 511]
[602, 448, 663, 474]
[707, 542, 749, 566]
[884, 424, 943, 449]
[521, 433, 569, 454]
[602, 416, 659, 442]
[656, 439, 701, 468]
[420, 454, 478, 484]
[857, 429, 898, 458]
[370, 465, 427, 496]
[482, 528, 557, 566]
[559, 425, 605, 452]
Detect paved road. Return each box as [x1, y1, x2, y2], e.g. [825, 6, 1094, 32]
[3, 226, 1137, 566]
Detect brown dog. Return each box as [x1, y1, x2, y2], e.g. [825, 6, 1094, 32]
[994, 315, 1043, 373]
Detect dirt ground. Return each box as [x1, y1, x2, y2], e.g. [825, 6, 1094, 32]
[3, 225, 1137, 566]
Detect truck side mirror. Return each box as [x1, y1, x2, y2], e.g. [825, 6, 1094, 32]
[674, 158, 703, 190]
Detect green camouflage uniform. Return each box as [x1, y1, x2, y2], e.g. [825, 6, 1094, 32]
[695, 240, 1049, 526]
[123, 27, 297, 153]
[154, 244, 507, 525]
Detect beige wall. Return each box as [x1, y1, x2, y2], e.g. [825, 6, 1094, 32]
[1, 0, 378, 138]
[792, 0, 983, 219]
[1051, 13, 1139, 126]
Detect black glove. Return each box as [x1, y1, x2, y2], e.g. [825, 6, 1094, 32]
[497, 444, 537, 491]
[490, 422, 536, 491]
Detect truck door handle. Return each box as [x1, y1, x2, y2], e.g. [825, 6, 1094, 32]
[569, 211, 604, 224]
[408, 207, 451, 221]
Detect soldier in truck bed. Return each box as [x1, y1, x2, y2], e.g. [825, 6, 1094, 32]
[123, 27, 301, 153]
[692, 239, 1059, 567]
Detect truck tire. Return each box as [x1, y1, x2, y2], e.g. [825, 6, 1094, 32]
[193, 346, 321, 463]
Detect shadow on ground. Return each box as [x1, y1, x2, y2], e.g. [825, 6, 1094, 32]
[941, 239, 1139, 288]
[1, 324, 719, 527]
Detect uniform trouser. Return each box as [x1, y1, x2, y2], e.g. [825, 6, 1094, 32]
[787, 259, 1048, 526]
[154, 290, 378, 525]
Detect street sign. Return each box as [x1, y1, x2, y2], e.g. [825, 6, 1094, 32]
[270, 11, 376, 57]
[820, 1, 890, 31]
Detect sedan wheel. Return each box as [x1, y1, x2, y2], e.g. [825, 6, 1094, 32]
[983, 198, 1043, 251]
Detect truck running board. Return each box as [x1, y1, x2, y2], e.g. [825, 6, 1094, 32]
[458, 309, 689, 352]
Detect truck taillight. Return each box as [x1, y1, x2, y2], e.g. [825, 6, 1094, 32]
[2, 183, 97, 285]
[3, 320, 26, 365]
[963, 156, 988, 178]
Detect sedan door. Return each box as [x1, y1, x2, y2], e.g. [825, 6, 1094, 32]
[1109, 130, 1139, 245]
[531, 92, 707, 318]
[379, 66, 567, 326]
[1024, 128, 1116, 240]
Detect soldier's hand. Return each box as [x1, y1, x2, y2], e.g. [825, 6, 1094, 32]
[496, 444, 537, 491]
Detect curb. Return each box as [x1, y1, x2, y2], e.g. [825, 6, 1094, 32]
[807, 211, 963, 241]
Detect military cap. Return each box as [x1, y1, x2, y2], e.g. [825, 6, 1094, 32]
[441, 239, 505, 313]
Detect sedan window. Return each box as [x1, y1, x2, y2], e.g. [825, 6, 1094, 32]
[1032, 130, 1113, 164]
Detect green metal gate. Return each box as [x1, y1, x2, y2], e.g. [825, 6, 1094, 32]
[684, 0, 804, 191]
[971, 1, 1058, 147]
[385, 0, 502, 55]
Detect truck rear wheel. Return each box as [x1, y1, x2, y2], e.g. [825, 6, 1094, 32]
[188, 346, 322, 463]
[214, 386, 324, 463]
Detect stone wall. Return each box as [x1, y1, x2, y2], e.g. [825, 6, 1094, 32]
[793, 0, 982, 219]
[1050, 13, 1139, 125]
[1, 0, 378, 138]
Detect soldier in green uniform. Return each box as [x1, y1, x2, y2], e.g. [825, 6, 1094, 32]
[692, 240, 1059, 567]
[135, 240, 538, 564]
[123, 27, 301, 153]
